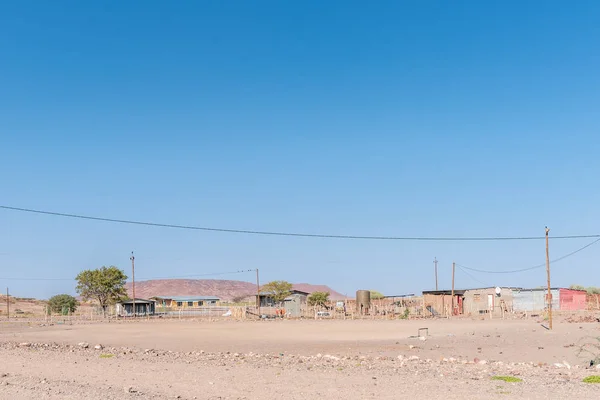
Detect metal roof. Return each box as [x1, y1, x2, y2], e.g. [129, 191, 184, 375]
[119, 298, 154, 304]
[423, 287, 575, 295]
[422, 290, 467, 295]
[259, 289, 309, 296]
[151, 296, 220, 301]
[512, 287, 562, 292]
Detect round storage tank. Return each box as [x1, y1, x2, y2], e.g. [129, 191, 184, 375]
[356, 290, 371, 315]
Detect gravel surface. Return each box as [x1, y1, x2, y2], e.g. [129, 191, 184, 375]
[2, 319, 600, 399]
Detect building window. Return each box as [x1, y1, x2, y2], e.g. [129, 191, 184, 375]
[210, 300, 216, 304]
[197, 301, 204, 306]
[187, 301, 194, 307]
[473, 294, 481, 302]
[177, 301, 183, 307]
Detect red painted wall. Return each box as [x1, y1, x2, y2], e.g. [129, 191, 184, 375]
[559, 289, 587, 311]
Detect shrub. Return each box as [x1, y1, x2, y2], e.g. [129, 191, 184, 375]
[47, 294, 78, 315]
[583, 376, 600, 384]
[492, 376, 523, 383]
[307, 292, 330, 307]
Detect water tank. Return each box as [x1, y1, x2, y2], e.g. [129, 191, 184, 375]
[356, 290, 371, 315]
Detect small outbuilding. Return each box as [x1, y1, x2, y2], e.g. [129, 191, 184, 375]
[116, 298, 156, 316]
[422, 290, 465, 317]
[559, 288, 587, 311]
[512, 288, 587, 312]
[256, 289, 309, 308]
[256, 290, 310, 317]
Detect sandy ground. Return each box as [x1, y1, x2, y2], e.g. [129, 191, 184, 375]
[1, 318, 600, 399]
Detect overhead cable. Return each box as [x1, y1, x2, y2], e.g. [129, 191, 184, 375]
[457, 237, 600, 274]
[2, 205, 599, 241]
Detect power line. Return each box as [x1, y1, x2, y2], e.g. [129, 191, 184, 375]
[2, 205, 600, 241]
[458, 237, 600, 274]
[458, 262, 545, 275]
[457, 265, 490, 287]
[0, 269, 255, 282]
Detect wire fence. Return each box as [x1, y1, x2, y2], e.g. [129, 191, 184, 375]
[3, 295, 599, 329]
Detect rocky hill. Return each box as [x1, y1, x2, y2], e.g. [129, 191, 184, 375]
[125, 279, 347, 302]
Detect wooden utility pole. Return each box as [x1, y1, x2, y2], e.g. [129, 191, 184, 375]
[256, 268, 261, 316]
[545, 227, 552, 330]
[6, 288, 9, 320]
[434, 257, 439, 291]
[451, 262, 455, 316]
[130, 251, 136, 318]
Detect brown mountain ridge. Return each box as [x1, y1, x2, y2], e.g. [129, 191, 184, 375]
[125, 279, 347, 302]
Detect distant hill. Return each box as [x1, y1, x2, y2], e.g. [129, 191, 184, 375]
[125, 279, 348, 302]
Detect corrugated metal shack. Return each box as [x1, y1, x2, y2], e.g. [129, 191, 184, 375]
[116, 298, 156, 316]
[284, 291, 308, 317]
[559, 289, 587, 311]
[257, 289, 309, 308]
[512, 288, 559, 312]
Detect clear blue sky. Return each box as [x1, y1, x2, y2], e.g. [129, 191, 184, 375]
[1, 1, 600, 299]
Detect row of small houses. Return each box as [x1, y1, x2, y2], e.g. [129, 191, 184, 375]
[423, 287, 588, 317]
[115, 286, 592, 318]
[116, 291, 313, 317]
[118, 288, 340, 317]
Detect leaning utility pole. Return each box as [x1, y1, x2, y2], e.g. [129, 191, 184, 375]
[256, 268, 261, 317]
[545, 227, 552, 330]
[130, 252, 136, 318]
[451, 262, 455, 317]
[434, 257, 439, 291]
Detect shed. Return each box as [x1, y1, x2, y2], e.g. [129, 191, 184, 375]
[512, 288, 559, 312]
[257, 290, 309, 308]
[116, 298, 155, 316]
[422, 290, 466, 317]
[284, 292, 308, 317]
[559, 289, 587, 311]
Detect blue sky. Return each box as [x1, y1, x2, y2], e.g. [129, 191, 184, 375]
[1, 1, 600, 299]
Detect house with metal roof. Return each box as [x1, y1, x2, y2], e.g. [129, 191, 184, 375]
[150, 295, 221, 309]
[116, 298, 156, 316]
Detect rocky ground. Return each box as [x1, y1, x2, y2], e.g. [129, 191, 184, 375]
[1, 340, 600, 399]
[2, 319, 600, 399]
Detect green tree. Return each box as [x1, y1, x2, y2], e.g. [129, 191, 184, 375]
[307, 291, 330, 307]
[261, 280, 292, 306]
[47, 294, 78, 315]
[570, 284, 585, 291]
[370, 290, 385, 300]
[76, 266, 128, 316]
